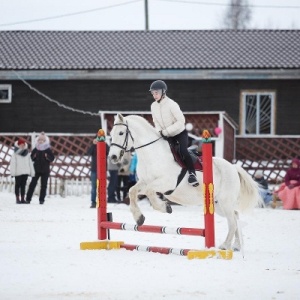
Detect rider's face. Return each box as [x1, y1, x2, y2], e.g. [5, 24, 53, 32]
[151, 90, 163, 101]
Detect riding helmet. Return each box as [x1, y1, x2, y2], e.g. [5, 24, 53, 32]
[149, 80, 167, 93]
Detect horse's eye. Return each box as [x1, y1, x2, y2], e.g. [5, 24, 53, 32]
[119, 132, 124, 136]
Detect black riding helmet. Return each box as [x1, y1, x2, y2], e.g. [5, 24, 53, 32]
[149, 80, 167, 94]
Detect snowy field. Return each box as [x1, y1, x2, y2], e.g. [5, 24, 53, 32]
[0, 192, 299, 300]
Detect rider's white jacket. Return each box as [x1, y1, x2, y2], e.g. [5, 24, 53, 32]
[151, 96, 185, 137]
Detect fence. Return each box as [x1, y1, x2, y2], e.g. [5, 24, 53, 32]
[235, 136, 300, 183]
[0, 175, 91, 197]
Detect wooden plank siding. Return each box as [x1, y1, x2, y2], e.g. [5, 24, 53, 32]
[1, 79, 300, 134]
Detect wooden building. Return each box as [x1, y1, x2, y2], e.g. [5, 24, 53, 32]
[0, 30, 299, 182]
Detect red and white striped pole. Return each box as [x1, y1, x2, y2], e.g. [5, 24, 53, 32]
[202, 130, 215, 248]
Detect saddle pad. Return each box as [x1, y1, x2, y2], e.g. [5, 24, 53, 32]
[170, 145, 203, 172]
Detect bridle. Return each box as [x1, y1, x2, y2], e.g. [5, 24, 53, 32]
[110, 122, 162, 158]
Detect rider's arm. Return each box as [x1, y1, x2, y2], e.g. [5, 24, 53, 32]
[163, 102, 185, 136]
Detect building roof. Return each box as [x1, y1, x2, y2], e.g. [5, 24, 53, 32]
[0, 30, 299, 70]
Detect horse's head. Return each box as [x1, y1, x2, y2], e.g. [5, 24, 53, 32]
[108, 113, 133, 164]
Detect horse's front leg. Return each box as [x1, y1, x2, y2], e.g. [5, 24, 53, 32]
[129, 181, 146, 226]
[144, 186, 172, 214]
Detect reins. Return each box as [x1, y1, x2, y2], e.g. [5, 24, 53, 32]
[110, 121, 162, 153]
[134, 137, 162, 150]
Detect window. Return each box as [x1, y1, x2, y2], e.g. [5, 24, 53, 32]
[240, 91, 275, 135]
[0, 85, 12, 103]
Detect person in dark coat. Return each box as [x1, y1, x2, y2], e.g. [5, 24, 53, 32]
[26, 132, 55, 204]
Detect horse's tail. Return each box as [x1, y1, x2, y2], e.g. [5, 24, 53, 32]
[235, 165, 264, 212]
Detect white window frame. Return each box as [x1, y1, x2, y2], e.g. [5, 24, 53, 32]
[0, 84, 12, 103]
[240, 90, 276, 136]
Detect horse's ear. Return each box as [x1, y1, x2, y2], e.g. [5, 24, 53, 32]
[117, 113, 124, 122]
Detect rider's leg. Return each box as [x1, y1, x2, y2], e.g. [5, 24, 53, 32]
[173, 130, 199, 187]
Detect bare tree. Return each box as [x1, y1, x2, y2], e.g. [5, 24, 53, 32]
[223, 0, 252, 29]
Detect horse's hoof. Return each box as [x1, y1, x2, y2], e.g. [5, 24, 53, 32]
[219, 243, 229, 250]
[166, 203, 172, 214]
[137, 214, 145, 226]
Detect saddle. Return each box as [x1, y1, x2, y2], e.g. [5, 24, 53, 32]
[168, 141, 203, 172]
[162, 141, 203, 195]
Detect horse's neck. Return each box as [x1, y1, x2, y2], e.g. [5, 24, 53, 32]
[129, 119, 157, 145]
[128, 118, 173, 164]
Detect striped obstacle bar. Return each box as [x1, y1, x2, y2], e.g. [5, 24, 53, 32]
[120, 244, 190, 256]
[100, 221, 204, 236]
[120, 244, 233, 259]
[80, 129, 233, 260]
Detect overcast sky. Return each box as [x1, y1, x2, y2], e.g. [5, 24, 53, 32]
[0, 0, 300, 31]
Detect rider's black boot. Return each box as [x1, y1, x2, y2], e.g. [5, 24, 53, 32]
[188, 172, 199, 187]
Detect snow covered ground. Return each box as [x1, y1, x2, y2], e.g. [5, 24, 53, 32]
[0, 192, 299, 300]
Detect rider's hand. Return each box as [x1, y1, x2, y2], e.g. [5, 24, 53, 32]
[160, 131, 168, 140]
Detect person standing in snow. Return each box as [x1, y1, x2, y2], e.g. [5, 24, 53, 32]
[26, 132, 55, 205]
[116, 151, 131, 202]
[10, 138, 35, 204]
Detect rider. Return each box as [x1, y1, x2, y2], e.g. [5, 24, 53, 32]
[149, 80, 199, 187]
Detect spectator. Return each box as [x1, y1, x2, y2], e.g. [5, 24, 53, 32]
[107, 149, 120, 203]
[26, 132, 55, 205]
[122, 151, 138, 205]
[87, 136, 109, 208]
[274, 158, 300, 209]
[190, 139, 202, 155]
[128, 151, 138, 189]
[10, 138, 35, 204]
[253, 170, 273, 206]
[192, 127, 201, 137]
[117, 151, 131, 202]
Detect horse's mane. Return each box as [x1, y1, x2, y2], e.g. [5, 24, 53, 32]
[125, 115, 157, 133]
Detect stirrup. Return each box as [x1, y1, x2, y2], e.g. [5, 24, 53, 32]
[188, 173, 199, 187]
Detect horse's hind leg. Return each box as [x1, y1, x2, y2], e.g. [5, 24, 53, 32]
[219, 211, 237, 250]
[129, 182, 146, 226]
[232, 211, 242, 251]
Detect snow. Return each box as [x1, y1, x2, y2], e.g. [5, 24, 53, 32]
[0, 192, 299, 300]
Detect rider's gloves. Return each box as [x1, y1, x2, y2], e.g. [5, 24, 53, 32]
[160, 131, 168, 140]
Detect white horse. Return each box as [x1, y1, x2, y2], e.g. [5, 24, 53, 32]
[108, 114, 262, 250]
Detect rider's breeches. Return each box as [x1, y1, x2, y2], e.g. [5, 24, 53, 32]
[169, 129, 195, 174]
